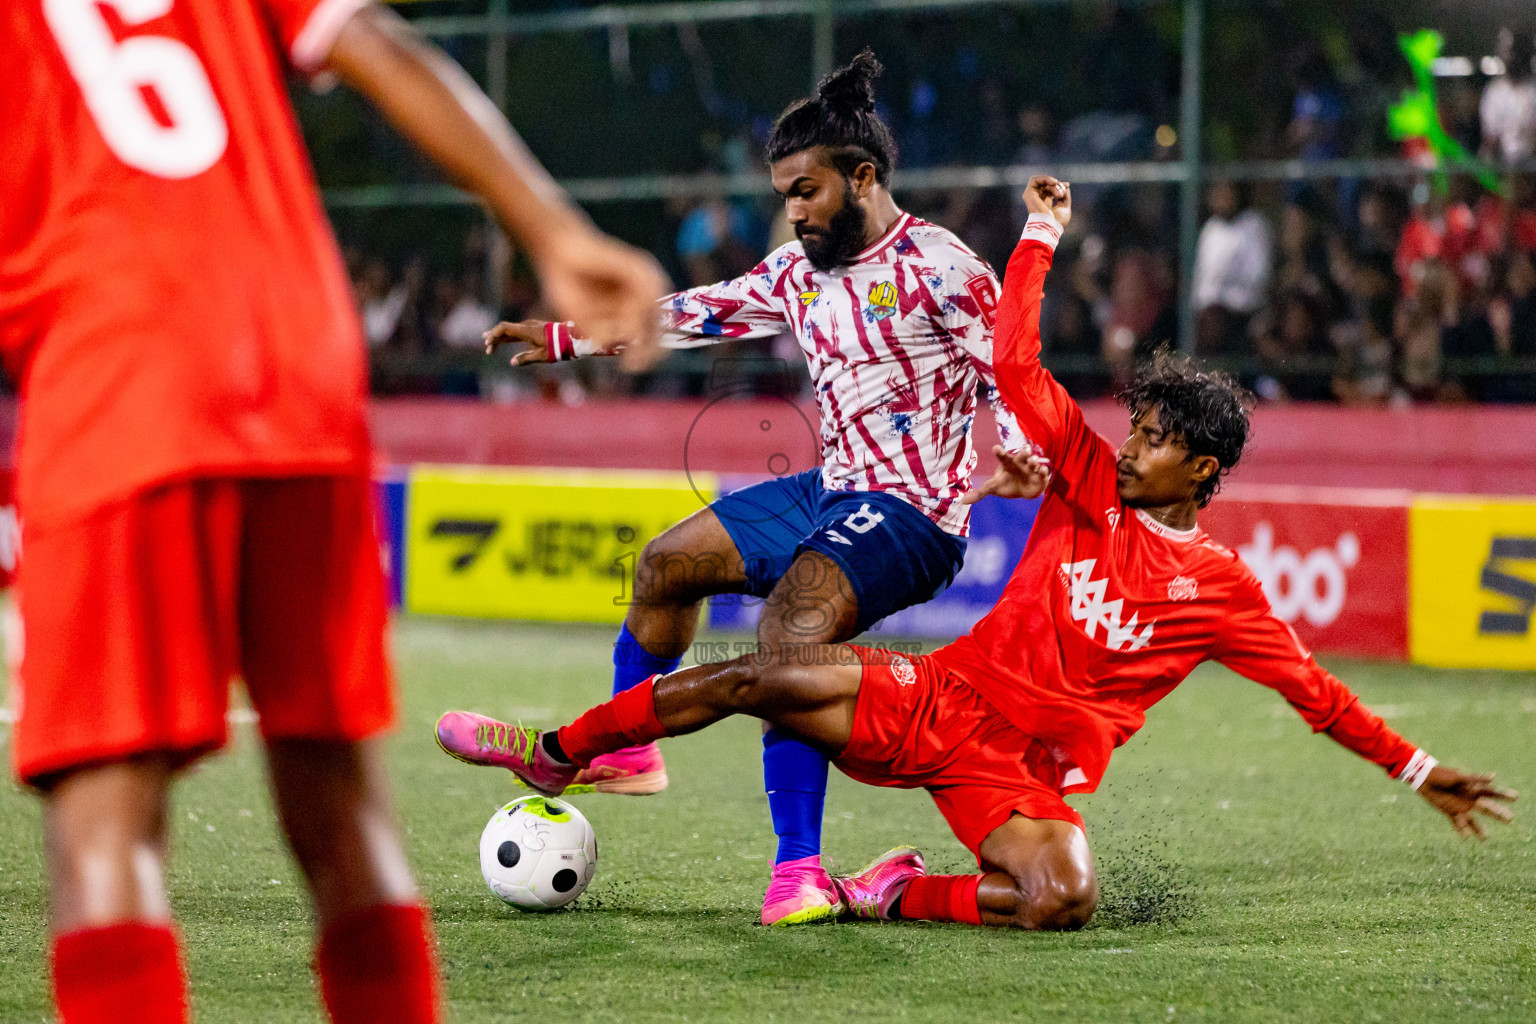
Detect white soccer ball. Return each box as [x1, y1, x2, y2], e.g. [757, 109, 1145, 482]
[478, 795, 597, 911]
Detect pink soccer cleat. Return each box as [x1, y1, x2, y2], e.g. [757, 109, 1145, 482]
[760, 855, 845, 927]
[434, 711, 578, 797]
[572, 742, 669, 795]
[833, 846, 926, 921]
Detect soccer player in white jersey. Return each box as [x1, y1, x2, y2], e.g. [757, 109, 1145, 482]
[437, 51, 1038, 926]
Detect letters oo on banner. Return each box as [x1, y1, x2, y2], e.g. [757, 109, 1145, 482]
[405, 467, 712, 623]
[1200, 487, 1410, 660]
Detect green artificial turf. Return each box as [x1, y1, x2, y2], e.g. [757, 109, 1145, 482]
[1, 617, 1533, 1023]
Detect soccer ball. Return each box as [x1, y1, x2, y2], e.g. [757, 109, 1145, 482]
[478, 796, 597, 911]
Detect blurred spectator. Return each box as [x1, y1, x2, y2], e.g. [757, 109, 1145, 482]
[1192, 181, 1272, 353]
[1352, 182, 1410, 257]
[675, 196, 765, 287]
[972, 79, 1017, 165]
[1329, 251, 1398, 405]
[1331, 295, 1396, 406]
[1286, 48, 1344, 161]
[1016, 102, 1059, 167]
[1486, 250, 1536, 401]
[1251, 289, 1332, 401]
[1396, 183, 1479, 298]
[1480, 28, 1536, 165]
[357, 258, 409, 348]
[1101, 246, 1174, 383]
[435, 272, 497, 348]
[1394, 260, 1456, 402]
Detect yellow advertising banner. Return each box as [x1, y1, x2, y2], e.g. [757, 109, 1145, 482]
[1409, 497, 1536, 669]
[405, 466, 714, 623]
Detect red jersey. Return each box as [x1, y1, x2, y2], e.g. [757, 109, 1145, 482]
[930, 216, 1420, 795]
[0, 0, 372, 529]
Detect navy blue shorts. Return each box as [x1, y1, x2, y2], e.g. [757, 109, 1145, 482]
[712, 469, 967, 635]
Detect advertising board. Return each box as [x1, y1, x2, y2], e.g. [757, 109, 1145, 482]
[406, 466, 712, 623]
[1201, 487, 1411, 660]
[1409, 497, 1536, 669]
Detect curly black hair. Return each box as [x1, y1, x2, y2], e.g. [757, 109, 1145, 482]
[766, 49, 898, 185]
[1118, 350, 1255, 508]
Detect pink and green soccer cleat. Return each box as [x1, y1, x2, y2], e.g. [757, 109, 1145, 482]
[434, 711, 578, 797]
[760, 855, 845, 927]
[833, 846, 926, 921]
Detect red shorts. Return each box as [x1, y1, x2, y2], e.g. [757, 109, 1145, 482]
[836, 646, 1084, 860]
[12, 475, 394, 786]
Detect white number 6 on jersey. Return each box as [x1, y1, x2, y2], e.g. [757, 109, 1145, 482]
[44, 0, 229, 179]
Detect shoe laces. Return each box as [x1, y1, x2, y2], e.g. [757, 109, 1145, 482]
[476, 719, 536, 766]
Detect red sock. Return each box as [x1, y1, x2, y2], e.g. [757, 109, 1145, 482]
[557, 677, 665, 766]
[52, 922, 189, 1024]
[898, 875, 984, 926]
[316, 903, 441, 1024]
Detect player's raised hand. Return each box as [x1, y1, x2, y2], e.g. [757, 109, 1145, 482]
[533, 229, 669, 371]
[483, 320, 553, 365]
[1416, 765, 1517, 840]
[963, 445, 1053, 504]
[1023, 175, 1072, 229]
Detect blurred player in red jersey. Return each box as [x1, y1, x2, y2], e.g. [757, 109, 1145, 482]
[467, 175, 1517, 930]
[0, 2, 664, 1022]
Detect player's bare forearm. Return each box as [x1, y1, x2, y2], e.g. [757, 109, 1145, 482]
[325, 6, 583, 257]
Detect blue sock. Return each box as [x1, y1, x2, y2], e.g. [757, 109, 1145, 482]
[612, 623, 681, 697]
[763, 728, 828, 865]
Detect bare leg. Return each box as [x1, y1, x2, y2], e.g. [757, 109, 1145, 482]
[44, 757, 176, 933]
[624, 508, 750, 660]
[644, 643, 865, 754]
[265, 738, 417, 928]
[971, 815, 1098, 930]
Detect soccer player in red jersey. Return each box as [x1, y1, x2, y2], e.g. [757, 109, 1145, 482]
[1, 2, 663, 1022]
[465, 175, 1517, 930]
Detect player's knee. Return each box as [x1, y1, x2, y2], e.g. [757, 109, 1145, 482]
[1016, 861, 1097, 931]
[634, 534, 691, 604]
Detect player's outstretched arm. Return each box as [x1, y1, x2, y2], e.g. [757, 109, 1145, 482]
[1416, 765, 1516, 841]
[483, 264, 795, 366]
[325, 6, 667, 368]
[1214, 573, 1517, 840]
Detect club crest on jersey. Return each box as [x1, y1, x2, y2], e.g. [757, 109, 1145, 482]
[866, 280, 898, 321]
[1058, 558, 1155, 652]
[891, 655, 917, 687]
[799, 290, 821, 306]
[1167, 575, 1199, 601]
[1105, 508, 1121, 530]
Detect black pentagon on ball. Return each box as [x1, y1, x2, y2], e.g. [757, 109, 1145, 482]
[497, 841, 520, 868]
[551, 868, 578, 893]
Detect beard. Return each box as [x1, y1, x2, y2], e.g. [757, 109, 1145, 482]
[796, 180, 868, 272]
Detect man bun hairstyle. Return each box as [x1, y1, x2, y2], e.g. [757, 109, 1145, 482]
[1118, 349, 1255, 508]
[766, 49, 898, 184]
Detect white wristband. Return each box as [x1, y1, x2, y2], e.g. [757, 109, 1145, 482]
[1400, 749, 1438, 791]
[1021, 213, 1062, 252]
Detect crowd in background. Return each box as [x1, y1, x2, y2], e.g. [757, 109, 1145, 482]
[344, 17, 1536, 405]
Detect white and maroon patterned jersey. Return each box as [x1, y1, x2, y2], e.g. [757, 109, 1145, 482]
[563, 213, 1020, 536]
